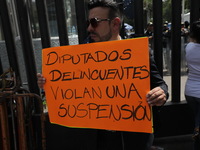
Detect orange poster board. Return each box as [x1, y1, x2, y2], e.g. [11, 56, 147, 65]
[42, 37, 152, 133]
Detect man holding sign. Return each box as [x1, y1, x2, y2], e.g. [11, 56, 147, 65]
[38, 1, 168, 150]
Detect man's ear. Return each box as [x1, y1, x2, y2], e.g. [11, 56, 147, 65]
[112, 17, 121, 32]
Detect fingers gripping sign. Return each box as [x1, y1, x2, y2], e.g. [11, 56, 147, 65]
[37, 73, 46, 89]
[146, 87, 166, 106]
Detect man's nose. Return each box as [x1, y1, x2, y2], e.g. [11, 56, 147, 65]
[87, 24, 94, 32]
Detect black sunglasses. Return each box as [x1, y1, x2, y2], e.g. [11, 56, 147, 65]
[87, 18, 110, 28]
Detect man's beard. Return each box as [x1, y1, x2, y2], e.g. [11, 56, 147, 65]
[90, 30, 112, 42]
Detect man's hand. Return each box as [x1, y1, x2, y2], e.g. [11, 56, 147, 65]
[146, 87, 167, 106]
[37, 73, 46, 89]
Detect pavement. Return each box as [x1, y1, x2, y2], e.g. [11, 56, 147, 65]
[153, 75, 193, 150]
[163, 75, 187, 101]
[153, 134, 194, 150]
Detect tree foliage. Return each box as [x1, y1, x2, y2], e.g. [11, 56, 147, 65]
[143, 0, 190, 23]
[144, 0, 152, 11]
[163, 0, 171, 22]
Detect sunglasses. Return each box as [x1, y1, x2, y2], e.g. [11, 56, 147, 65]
[87, 18, 110, 28]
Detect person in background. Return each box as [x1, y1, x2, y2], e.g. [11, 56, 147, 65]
[145, 22, 154, 37]
[162, 23, 171, 74]
[145, 22, 154, 50]
[38, 1, 168, 149]
[183, 21, 190, 43]
[185, 20, 200, 150]
[181, 21, 190, 40]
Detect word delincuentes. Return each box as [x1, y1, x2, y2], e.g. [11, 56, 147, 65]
[49, 65, 150, 81]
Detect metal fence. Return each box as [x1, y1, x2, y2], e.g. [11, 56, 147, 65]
[0, 68, 45, 150]
[0, 0, 200, 149]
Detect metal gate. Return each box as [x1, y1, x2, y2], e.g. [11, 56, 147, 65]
[0, 68, 45, 150]
[0, 0, 200, 149]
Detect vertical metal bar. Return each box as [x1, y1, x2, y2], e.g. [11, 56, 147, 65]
[75, 0, 88, 44]
[14, 0, 40, 96]
[171, 0, 181, 102]
[54, 0, 69, 46]
[0, 0, 21, 80]
[16, 97, 27, 150]
[14, 0, 42, 149]
[118, 1, 125, 39]
[153, 0, 163, 76]
[0, 101, 10, 150]
[10, 99, 18, 150]
[35, 0, 51, 48]
[133, 0, 144, 37]
[0, 57, 3, 75]
[33, 94, 46, 150]
[190, 0, 200, 24]
[10, 0, 20, 37]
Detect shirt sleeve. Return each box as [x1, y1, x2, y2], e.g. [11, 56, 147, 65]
[149, 52, 169, 100]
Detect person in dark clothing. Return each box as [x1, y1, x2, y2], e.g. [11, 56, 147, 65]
[145, 22, 154, 49]
[37, 1, 168, 149]
[145, 22, 154, 37]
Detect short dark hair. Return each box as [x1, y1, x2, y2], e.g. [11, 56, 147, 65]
[190, 21, 200, 43]
[88, 0, 123, 23]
